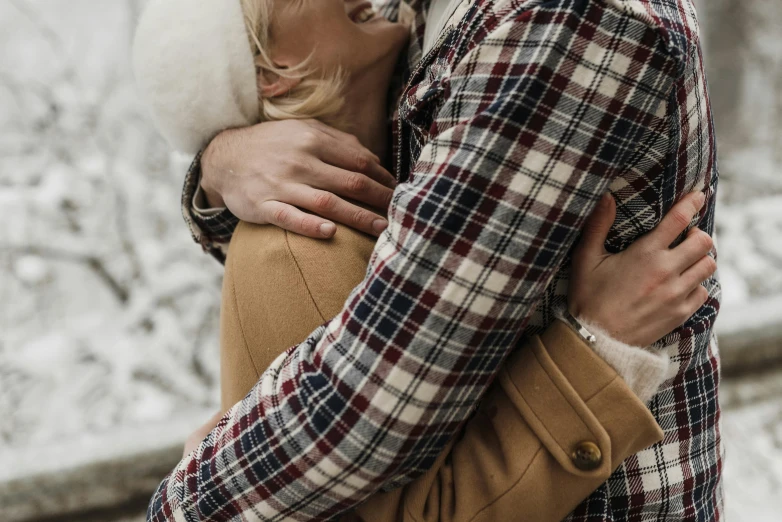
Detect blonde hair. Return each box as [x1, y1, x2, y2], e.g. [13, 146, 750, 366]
[240, 0, 345, 127]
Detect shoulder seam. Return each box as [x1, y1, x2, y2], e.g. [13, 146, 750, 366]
[602, 0, 686, 72]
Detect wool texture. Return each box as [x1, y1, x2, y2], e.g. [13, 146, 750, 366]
[132, 0, 259, 154]
[573, 316, 669, 405]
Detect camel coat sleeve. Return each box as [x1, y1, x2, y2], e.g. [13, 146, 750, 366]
[343, 321, 664, 522]
[221, 221, 664, 522]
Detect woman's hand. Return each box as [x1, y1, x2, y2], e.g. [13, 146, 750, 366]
[200, 119, 397, 238]
[183, 411, 223, 458]
[569, 192, 716, 347]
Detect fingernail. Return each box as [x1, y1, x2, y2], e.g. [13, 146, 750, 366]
[372, 219, 388, 234]
[320, 223, 336, 237]
[695, 192, 706, 208]
[601, 193, 611, 206]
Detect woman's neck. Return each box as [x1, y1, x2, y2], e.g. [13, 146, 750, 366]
[340, 69, 393, 163]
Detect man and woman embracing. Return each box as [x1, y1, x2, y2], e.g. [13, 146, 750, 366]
[133, 0, 722, 519]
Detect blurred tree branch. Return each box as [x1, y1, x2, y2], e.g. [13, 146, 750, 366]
[7, 0, 66, 59]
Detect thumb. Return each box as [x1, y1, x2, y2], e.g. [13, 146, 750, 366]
[183, 411, 225, 458]
[575, 193, 616, 261]
[194, 411, 225, 441]
[202, 410, 225, 432]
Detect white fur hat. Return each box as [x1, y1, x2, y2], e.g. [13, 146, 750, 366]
[132, 0, 259, 154]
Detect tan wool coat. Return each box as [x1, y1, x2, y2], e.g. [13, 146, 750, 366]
[220, 221, 664, 522]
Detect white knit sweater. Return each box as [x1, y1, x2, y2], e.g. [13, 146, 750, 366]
[555, 310, 669, 405]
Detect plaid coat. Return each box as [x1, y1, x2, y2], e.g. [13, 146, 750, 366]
[152, 0, 722, 520]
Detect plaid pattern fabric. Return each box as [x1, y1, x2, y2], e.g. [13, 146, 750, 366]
[181, 152, 237, 264]
[159, 0, 721, 520]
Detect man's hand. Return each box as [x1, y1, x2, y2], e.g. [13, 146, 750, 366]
[200, 119, 397, 238]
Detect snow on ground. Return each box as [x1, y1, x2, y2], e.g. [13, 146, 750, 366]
[0, 0, 224, 453]
[722, 369, 782, 521]
[717, 195, 782, 306]
[0, 0, 781, 519]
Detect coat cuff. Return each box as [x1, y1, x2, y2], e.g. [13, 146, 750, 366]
[552, 307, 668, 405]
[575, 317, 668, 405]
[501, 321, 664, 480]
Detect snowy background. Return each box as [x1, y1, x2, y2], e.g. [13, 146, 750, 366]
[0, 0, 780, 520]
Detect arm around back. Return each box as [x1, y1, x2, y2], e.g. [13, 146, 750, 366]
[344, 321, 663, 522]
[219, 217, 667, 522]
[148, 2, 679, 519]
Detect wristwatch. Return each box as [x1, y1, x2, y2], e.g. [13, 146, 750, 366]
[561, 310, 597, 344]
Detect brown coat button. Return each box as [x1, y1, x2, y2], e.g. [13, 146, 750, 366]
[572, 441, 602, 471]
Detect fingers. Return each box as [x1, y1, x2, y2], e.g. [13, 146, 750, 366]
[648, 191, 706, 248]
[666, 285, 709, 335]
[670, 227, 714, 272]
[318, 137, 397, 189]
[259, 201, 338, 239]
[680, 253, 717, 293]
[315, 163, 394, 213]
[307, 121, 397, 189]
[574, 193, 616, 262]
[364, 161, 398, 190]
[307, 119, 378, 162]
[680, 285, 710, 323]
[669, 253, 715, 330]
[293, 188, 388, 237]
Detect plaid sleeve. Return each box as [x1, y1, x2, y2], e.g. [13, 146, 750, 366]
[148, 1, 680, 520]
[181, 151, 238, 264]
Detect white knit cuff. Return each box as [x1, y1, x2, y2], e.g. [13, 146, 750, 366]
[580, 318, 668, 404]
[554, 311, 668, 404]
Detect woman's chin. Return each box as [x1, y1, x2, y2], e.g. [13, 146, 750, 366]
[368, 23, 409, 63]
[359, 18, 409, 47]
